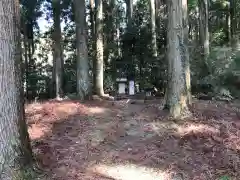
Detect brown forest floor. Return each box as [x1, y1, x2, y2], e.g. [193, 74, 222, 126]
[26, 98, 240, 180]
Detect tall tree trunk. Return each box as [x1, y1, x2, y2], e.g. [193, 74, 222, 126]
[116, 21, 121, 57]
[23, 22, 35, 101]
[74, 0, 91, 99]
[90, 0, 96, 92]
[90, 0, 95, 37]
[230, 0, 239, 50]
[126, 0, 133, 23]
[182, 0, 191, 105]
[150, 0, 158, 57]
[195, 20, 199, 43]
[0, 0, 33, 178]
[95, 0, 105, 96]
[165, 0, 189, 118]
[198, 0, 209, 71]
[226, 2, 231, 43]
[52, 0, 63, 99]
[105, 0, 116, 65]
[109, 0, 117, 88]
[125, 0, 134, 79]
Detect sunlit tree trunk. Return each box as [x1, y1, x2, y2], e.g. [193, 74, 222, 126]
[182, 0, 191, 105]
[52, 0, 63, 99]
[23, 26, 29, 100]
[0, 0, 33, 178]
[74, 0, 91, 99]
[165, 0, 189, 118]
[90, 0, 95, 37]
[95, 0, 105, 96]
[150, 0, 158, 57]
[225, 2, 231, 43]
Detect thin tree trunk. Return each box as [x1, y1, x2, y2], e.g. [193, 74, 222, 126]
[0, 0, 33, 179]
[116, 22, 121, 57]
[165, 0, 189, 118]
[150, 0, 158, 57]
[90, 0, 96, 92]
[226, 2, 231, 43]
[95, 0, 105, 96]
[182, 0, 191, 105]
[126, 0, 133, 23]
[90, 0, 95, 36]
[230, 0, 239, 50]
[23, 28, 29, 100]
[195, 21, 199, 43]
[74, 0, 91, 99]
[27, 37, 35, 100]
[198, 0, 209, 60]
[125, 0, 134, 79]
[52, 0, 63, 99]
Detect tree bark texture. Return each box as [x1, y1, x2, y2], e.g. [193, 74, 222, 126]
[182, 0, 191, 105]
[95, 0, 105, 96]
[0, 0, 33, 179]
[165, 0, 189, 118]
[150, 0, 158, 57]
[198, 0, 209, 59]
[52, 0, 63, 99]
[90, 0, 96, 92]
[125, 0, 134, 79]
[230, 0, 239, 51]
[74, 0, 91, 99]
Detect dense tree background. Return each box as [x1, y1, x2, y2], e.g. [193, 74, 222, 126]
[19, 0, 240, 102]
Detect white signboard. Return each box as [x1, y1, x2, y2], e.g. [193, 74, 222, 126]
[129, 80, 135, 95]
[118, 83, 126, 94]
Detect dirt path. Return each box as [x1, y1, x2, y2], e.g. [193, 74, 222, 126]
[26, 99, 240, 180]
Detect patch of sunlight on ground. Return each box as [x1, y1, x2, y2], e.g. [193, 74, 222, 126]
[55, 104, 79, 115]
[147, 121, 219, 137]
[89, 163, 170, 180]
[176, 124, 219, 136]
[88, 107, 107, 114]
[28, 124, 52, 140]
[25, 102, 43, 112]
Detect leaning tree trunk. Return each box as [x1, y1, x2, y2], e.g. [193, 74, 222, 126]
[0, 0, 33, 179]
[52, 0, 63, 99]
[74, 0, 91, 99]
[150, 0, 158, 57]
[165, 0, 189, 118]
[95, 0, 105, 96]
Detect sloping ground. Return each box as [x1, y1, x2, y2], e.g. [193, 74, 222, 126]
[26, 99, 240, 180]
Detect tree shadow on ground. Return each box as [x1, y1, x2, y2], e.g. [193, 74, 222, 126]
[26, 99, 240, 180]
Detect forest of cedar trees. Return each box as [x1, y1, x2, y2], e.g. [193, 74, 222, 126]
[0, 0, 240, 179]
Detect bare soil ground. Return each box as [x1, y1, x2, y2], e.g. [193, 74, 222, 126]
[26, 98, 240, 180]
